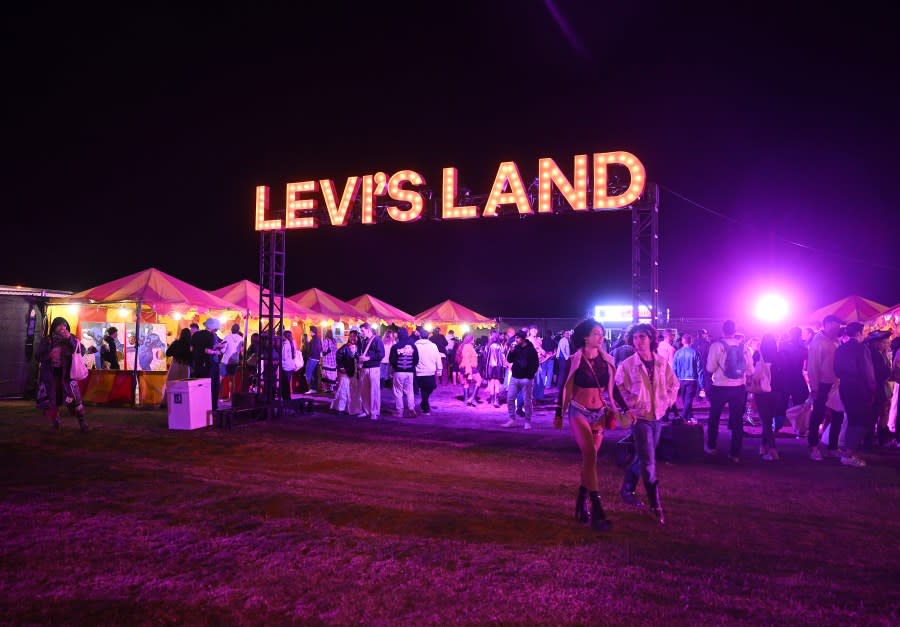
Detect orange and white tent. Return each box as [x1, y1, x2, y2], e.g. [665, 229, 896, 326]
[805, 295, 889, 326]
[347, 294, 415, 326]
[71, 267, 234, 313]
[289, 287, 368, 322]
[213, 280, 319, 321]
[414, 299, 495, 329]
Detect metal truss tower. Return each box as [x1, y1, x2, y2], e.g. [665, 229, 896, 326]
[258, 230, 286, 409]
[631, 183, 660, 326]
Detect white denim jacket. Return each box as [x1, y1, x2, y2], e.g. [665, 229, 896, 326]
[615, 352, 679, 421]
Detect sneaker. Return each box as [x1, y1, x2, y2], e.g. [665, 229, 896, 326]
[809, 447, 824, 461]
[704, 445, 717, 456]
[759, 445, 768, 456]
[824, 448, 841, 459]
[761, 452, 774, 461]
[523, 422, 533, 430]
[768, 449, 780, 460]
[728, 455, 741, 464]
[502, 419, 517, 428]
[840, 455, 866, 467]
[370, 414, 379, 421]
[355, 412, 368, 419]
[516, 408, 526, 418]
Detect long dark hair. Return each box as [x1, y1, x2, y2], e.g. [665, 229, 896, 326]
[572, 318, 604, 351]
[284, 330, 295, 359]
[760, 334, 778, 363]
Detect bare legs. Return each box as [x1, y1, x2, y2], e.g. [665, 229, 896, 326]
[570, 413, 602, 491]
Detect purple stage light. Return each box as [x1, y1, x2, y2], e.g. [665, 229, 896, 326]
[754, 293, 789, 323]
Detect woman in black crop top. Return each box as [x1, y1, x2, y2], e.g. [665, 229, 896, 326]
[558, 319, 628, 532]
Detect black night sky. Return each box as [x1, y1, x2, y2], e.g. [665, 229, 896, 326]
[3, 3, 898, 320]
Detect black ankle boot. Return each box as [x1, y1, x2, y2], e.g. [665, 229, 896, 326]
[77, 416, 89, 432]
[589, 492, 612, 532]
[620, 478, 643, 508]
[645, 480, 664, 525]
[575, 486, 588, 523]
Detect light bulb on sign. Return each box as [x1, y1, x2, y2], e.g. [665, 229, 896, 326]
[118, 307, 129, 319]
[461, 324, 470, 334]
[66, 305, 80, 316]
[172, 311, 183, 321]
[424, 323, 434, 332]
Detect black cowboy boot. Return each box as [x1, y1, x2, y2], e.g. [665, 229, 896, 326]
[620, 475, 643, 508]
[574, 485, 589, 523]
[589, 491, 612, 532]
[645, 480, 664, 525]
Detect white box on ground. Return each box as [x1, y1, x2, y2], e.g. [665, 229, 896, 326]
[167, 378, 213, 430]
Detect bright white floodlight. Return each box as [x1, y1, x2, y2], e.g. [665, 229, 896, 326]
[754, 293, 789, 322]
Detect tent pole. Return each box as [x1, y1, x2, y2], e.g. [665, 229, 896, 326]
[242, 310, 250, 393]
[133, 299, 142, 407]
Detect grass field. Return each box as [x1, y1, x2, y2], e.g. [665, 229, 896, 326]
[1, 399, 897, 625]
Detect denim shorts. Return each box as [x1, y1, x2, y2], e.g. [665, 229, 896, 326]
[569, 399, 610, 431]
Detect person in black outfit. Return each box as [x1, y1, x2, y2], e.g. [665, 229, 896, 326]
[833, 322, 876, 466]
[191, 318, 224, 410]
[866, 330, 892, 448]
[502, 331, 539, 428]
[101, 327, 120, 369]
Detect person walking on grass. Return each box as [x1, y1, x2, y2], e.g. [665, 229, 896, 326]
[673, 333, 701, 424]
[413, 327, 443, 415]
[750, 335, 781, 460]
[615, 323, 679, 524]
[558, 318, 629, 532]
[705, 320, 753, 463]
[833, 322, 876, 467]
[458, 333, 482, 406]
[503, 330, 539, 430]
[807, 315, 843, 460]
[36, 317, 88, 432]
[357, 322, 385, 420]
[389, 328, 419, 417]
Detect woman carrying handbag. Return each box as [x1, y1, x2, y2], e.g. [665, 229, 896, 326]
[36, 316, 89, 431]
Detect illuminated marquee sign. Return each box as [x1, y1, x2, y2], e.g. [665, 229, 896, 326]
[254, 151, 646, 231]
[594, 304, 653, 323]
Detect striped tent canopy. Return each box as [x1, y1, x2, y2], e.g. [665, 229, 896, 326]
[347, 294, 415, 325]
[212, 280, 320, 320]
[70, 267, 235, 313]
[805, 295, 890, 325]
[415, 299, 495, 328]
[289, 287, 368, 322]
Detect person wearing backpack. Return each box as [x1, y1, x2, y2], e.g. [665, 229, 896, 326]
[705, 320, 754, 462]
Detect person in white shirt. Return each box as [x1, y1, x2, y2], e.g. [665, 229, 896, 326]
[656, 329, 677, 419]
[705, 320, 754, 462]
[220, 323, 244, 401]
[750, 335, 779, 460]
[280, 330, 302, 402]
[413, 327, 443, 415]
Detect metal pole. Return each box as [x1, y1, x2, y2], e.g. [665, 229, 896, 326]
[133, 299, 142, 407]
